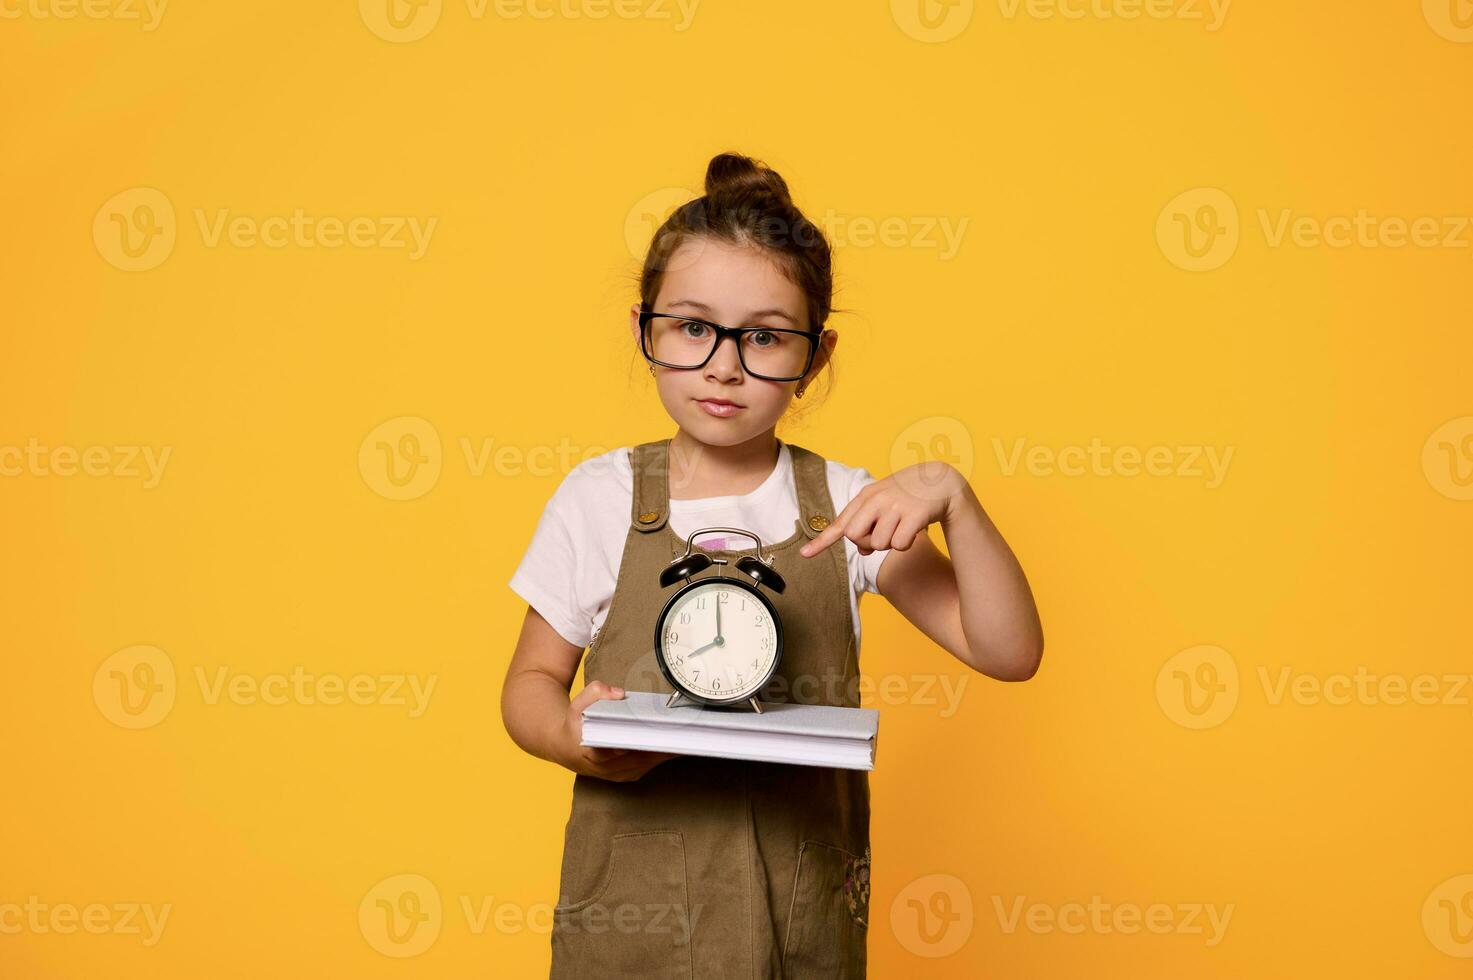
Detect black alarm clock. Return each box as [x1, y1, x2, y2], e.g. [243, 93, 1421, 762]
[653, 527, 787, 713]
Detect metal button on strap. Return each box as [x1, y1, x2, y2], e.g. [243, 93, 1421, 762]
[808, 514, 830, 532]
[639, 511, 659, 524]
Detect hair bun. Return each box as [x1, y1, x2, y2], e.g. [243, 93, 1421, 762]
[704, 152, 793, 205]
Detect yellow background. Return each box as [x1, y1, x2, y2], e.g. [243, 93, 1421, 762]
[3, 0, 1471, 976]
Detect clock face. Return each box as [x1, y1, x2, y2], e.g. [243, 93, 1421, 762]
[655, 579, 781, 703]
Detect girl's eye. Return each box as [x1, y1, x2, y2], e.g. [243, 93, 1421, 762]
[748, 330, 781, 348]
[680, 321, 709, 339]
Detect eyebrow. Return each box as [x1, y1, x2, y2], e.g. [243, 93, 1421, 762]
[666, 299, 800, 326]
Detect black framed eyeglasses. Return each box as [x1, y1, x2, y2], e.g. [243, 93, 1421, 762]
[638, 308, 821, 383]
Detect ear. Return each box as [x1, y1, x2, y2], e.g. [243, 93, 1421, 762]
[629, 304, 642, 348]
[802, 327, 838, 382]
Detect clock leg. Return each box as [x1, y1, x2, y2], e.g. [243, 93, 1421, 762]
[666, 691, 683, 708]
[749, 697, 763, 714]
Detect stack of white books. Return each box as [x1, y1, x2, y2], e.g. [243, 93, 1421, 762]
[581, 691, 879, 771]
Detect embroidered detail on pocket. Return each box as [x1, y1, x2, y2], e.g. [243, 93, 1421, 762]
[843, 844, 871, 927]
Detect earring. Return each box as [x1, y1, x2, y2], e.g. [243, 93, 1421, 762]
[649, 365, 656, 377]
[795, 384, 806, 399]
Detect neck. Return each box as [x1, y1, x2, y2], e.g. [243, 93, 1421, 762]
[668, 428, 780, 499]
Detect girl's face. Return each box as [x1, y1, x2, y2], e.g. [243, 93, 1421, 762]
[630, 237, 835, 448]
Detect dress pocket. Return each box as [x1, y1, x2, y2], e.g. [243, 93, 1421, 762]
[551, 831, 694, 980]
[781, 840, 870, 978]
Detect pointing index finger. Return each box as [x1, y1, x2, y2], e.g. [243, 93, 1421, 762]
[800, 513, 848, 557]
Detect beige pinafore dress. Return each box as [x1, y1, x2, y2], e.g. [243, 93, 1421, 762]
[550, 437, 872, 979]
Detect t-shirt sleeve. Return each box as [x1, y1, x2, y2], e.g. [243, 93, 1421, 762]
[508, 480, 593, 649]
[846, 466, 892, 595]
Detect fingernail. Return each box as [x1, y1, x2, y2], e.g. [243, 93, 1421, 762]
[611, 686, 625, 696]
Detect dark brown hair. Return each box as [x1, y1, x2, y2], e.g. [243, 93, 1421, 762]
[636, 152, 842, 401]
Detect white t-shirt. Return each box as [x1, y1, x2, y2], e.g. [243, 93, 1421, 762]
[508, 442, 890, 654]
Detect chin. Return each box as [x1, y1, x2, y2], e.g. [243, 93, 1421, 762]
[685, 420, 752, 445]
[683, 410, 777, 443]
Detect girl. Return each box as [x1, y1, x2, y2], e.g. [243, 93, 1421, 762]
[502, 152, 1043, 978]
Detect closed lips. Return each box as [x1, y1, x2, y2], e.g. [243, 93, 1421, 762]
[696, 398, 744, 417]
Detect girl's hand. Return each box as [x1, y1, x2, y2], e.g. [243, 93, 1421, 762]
[558, 681, 678, 782]
[799, 461, 966, 558]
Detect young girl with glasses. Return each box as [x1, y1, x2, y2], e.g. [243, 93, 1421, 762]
[502, 151, 1044, 978]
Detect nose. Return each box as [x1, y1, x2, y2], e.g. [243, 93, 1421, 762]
[704, 332, 744, 381]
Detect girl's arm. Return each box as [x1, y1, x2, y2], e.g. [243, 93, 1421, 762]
[799, 462, 1044, 681]
[501, 606, 676, 781]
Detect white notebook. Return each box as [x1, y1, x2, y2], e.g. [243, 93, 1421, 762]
[581, 691, 879, 771]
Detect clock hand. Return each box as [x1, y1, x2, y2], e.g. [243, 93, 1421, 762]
[687, 639, 718, 658]
[715, 589, 722, 641]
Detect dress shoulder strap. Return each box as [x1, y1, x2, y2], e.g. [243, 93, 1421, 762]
[785, 443, 839, 540]
[629, 439, 672, 533]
